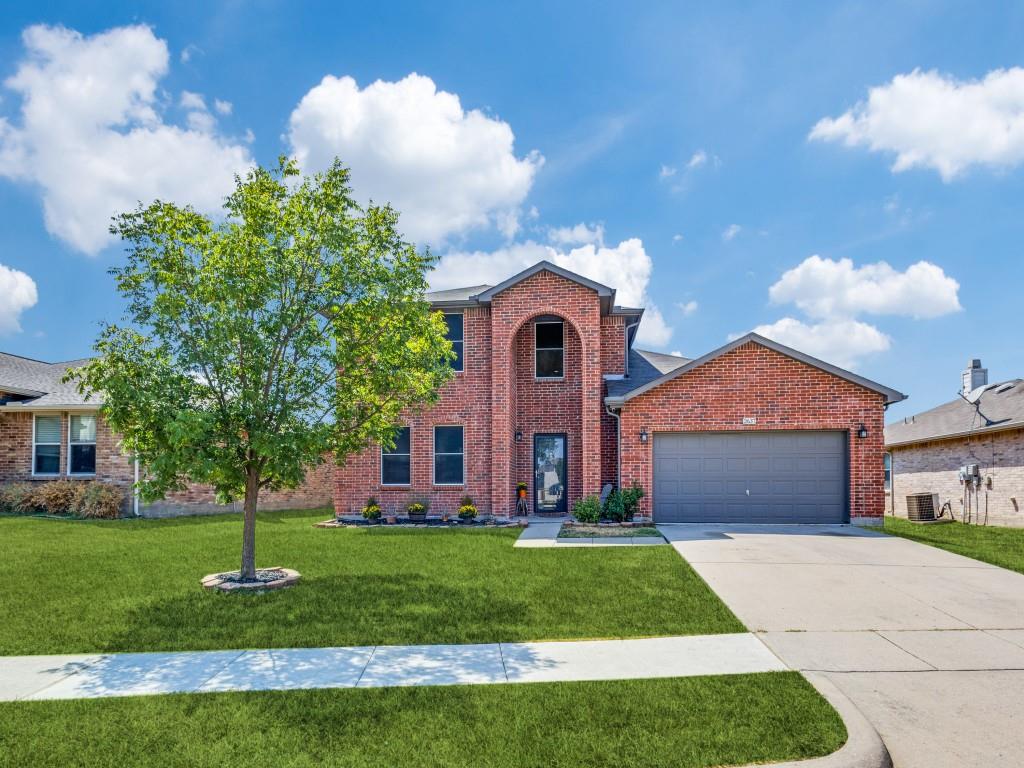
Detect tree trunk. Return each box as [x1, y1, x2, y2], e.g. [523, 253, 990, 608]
[240, 469, 260, 581]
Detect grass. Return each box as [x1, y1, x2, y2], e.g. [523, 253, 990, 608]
[0, 509, 742, 656]
[559, 524, 663, 538]
[0, 673, 845, 768]
[883, 516, 1024, 574]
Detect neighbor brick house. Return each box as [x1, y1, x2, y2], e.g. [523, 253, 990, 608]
[885, 359, 1024, 527]
[0, 353, 332, 516]
[335, 261, 905, 524]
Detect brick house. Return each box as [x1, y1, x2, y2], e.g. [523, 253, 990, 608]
[0, 353, 332, 516]
[335, 261, 905, 524]
[885, 359, 1024, 527]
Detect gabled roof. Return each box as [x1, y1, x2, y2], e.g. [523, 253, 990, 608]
[605, 332, 907, 407]
[425, 284, 492, 307]
[606, 349, 691, 399]
[472, 261, 615, 305]
[885, 379, 1024, 447]
[0, 352, 97, 409]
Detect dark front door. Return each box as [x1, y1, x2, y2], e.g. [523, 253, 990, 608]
[534, 433, 567, 514]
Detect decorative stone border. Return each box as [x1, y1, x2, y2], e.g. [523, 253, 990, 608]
[201, 567, 301, 592]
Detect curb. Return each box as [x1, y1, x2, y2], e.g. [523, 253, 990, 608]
[751, 671, 891, 768]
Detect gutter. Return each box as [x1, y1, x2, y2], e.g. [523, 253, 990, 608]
[133, 457, 141, 517]
[885, 420, 1024, 449]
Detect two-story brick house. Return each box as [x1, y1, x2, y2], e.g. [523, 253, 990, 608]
[335, 261, 906, 524]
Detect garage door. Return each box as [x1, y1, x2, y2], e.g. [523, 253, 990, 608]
[653, 431, 847, 524]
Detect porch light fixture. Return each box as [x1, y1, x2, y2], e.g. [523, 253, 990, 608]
[515, 431, 523, 442]
[856, 423, 868, 439]
[639, 428, 649, 444]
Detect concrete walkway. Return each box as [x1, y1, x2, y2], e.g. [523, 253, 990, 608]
[0, 633, 783, 702]
[660, 523, 1024, 768]
[514, 521, 667, 547]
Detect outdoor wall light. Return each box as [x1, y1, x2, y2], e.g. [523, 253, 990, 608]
[639, 428, 649, 444]
[515, 431, 523, 442]
[856, 424, 868, 439]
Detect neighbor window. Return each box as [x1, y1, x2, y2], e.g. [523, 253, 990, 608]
[535, 321, 564, 378]
[33, 415, 61, 475]
[381, 427, 411, 485]
[69, 414, 97, 475]
[883, 452, 892, 492]
[433, 425, 464, 485]
[443, 313, 464, 372]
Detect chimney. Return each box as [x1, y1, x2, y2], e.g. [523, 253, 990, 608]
[961, 358, 988, 395]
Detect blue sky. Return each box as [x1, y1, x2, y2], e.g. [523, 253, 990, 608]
[1, 1, 1023, 419]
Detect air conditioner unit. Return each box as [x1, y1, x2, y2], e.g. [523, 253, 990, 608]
[906, 493, 940, 522]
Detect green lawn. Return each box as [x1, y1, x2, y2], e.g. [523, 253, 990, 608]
[0, 673, 845, 768]
[883, 516, 1024, 574]
[0, 510, 742, 656]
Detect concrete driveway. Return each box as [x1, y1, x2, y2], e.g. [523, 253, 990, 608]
[659, 524, 1024, 768]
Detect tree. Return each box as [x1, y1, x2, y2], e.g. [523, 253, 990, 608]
[71, 158, 453, 580]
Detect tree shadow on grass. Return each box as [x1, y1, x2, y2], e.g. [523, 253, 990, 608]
[106, 574, 534, 653]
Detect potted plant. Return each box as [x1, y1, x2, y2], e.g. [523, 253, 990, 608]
[516, 482, 528, 499]
[361, 497, 382, 524]
[458, 495, 477, 523]
[407, 501, 427, 522]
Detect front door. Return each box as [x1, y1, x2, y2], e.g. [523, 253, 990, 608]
[533, 433, 567, 514]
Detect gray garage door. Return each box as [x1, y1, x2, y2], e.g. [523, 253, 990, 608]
[653, 431, 847, 524]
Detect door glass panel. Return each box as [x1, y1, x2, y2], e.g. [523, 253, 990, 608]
[534, 435, 566, 513]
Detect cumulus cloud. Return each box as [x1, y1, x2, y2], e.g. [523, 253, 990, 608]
[722, 224, 741, 242]
[747, 318, 891, 369]
[676, 300, 698, 316]
[686, 149, 707, 169]
[659, 164, 677, 179]
[810, 67, 1024, 180]
[548, 222, 604, 246]
[769, 255, 961, 319]
[287, 73, 542, 245]
[0, 263, 38, 334]
[432, 229, 673, 346]
[0, 24, 253, 254]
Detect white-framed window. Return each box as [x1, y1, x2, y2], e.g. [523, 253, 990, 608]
[381, 426, 411, 486]
[32, 414, 61, 476]
[443, 312, 464, 372]
[68, 414, 97, 476]
[433, 425, 464, 485]
[535, 320, 564, 378]
[883, 452, 892, 492]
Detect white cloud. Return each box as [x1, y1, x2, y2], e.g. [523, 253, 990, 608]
[746, 318, 891, 369]
[810, 67, 1024, 180]
[659, 164, 677, 179]
[769, 255, 961, 320]
[179, 90, 205, 110]
[722, 224, 741, 242]
[672, 233, 683, 243]
[548, 222, 604, 247]
[179, 44, 200, 63]
[0, 24, 253, 255]
[432, 232, 673, 346]
[0, 263, 38, 334]
[676, 300, 698, 316]
[687, 149, 707, 169]
[669, 350, 684, 358]
[287, 73, 542, 245]
[213, 98, 232, 116]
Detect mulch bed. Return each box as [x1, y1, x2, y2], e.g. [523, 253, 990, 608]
[316, 517, 527, 529]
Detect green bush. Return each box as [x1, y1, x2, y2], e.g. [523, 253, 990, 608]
[602, 490, 626, 522]
[621, 482, 646, 520]
[573, 495, 601, 523]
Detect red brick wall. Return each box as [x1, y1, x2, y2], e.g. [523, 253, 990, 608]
[618, 342, 887, 522]
[333, 306, 494, 516]
[600, 316, 626, 375]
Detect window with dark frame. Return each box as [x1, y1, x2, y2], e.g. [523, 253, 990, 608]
[443, 313, 464, 372]
[33, 414, 61, 475]
[68, 414, 97, 475]
[883, 452, 892, 492]
[433, 425, 464, 485]
[535, 320, 564, 378]
[381, 427, 411, 485]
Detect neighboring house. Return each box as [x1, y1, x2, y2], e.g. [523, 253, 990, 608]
[0, 353, 332, 516]
[885, 359, 1024, 527]
[335, 260, 905, 524]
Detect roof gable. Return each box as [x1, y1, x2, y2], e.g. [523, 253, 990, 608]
[472, 261, 615, 310]
[605, 332, 906, 406]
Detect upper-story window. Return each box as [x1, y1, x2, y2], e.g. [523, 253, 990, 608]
[69, 414, 97, 475]
[442, 313, 464, 372]
[33, 414, 61, 476]
[535, 320, 564, 378]
[883, 452, 892, 492]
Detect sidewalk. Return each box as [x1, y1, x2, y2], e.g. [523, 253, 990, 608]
[1, 633, 784, 701]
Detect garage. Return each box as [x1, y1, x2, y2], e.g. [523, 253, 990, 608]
[653, 431, 848, 524]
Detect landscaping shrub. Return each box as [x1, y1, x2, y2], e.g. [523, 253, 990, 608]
[573, 495, 601, 523]
[77, 483, 125, 519]
[0, 481, 123, 518]
[602, 490, 626, 522]
[0, 483, 36, 514]
[621, 482, 645, 520]
[31, 481, 87, 516]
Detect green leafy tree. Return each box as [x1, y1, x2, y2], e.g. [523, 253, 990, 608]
[71, 158, 453, 580]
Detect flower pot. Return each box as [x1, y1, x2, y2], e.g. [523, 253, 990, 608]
[385, 515, 397, 524]
[517, 488, 527, 499]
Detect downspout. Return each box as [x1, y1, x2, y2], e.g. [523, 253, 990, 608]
[133, 457, 140, 517]
[605, 404, 621, 489]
